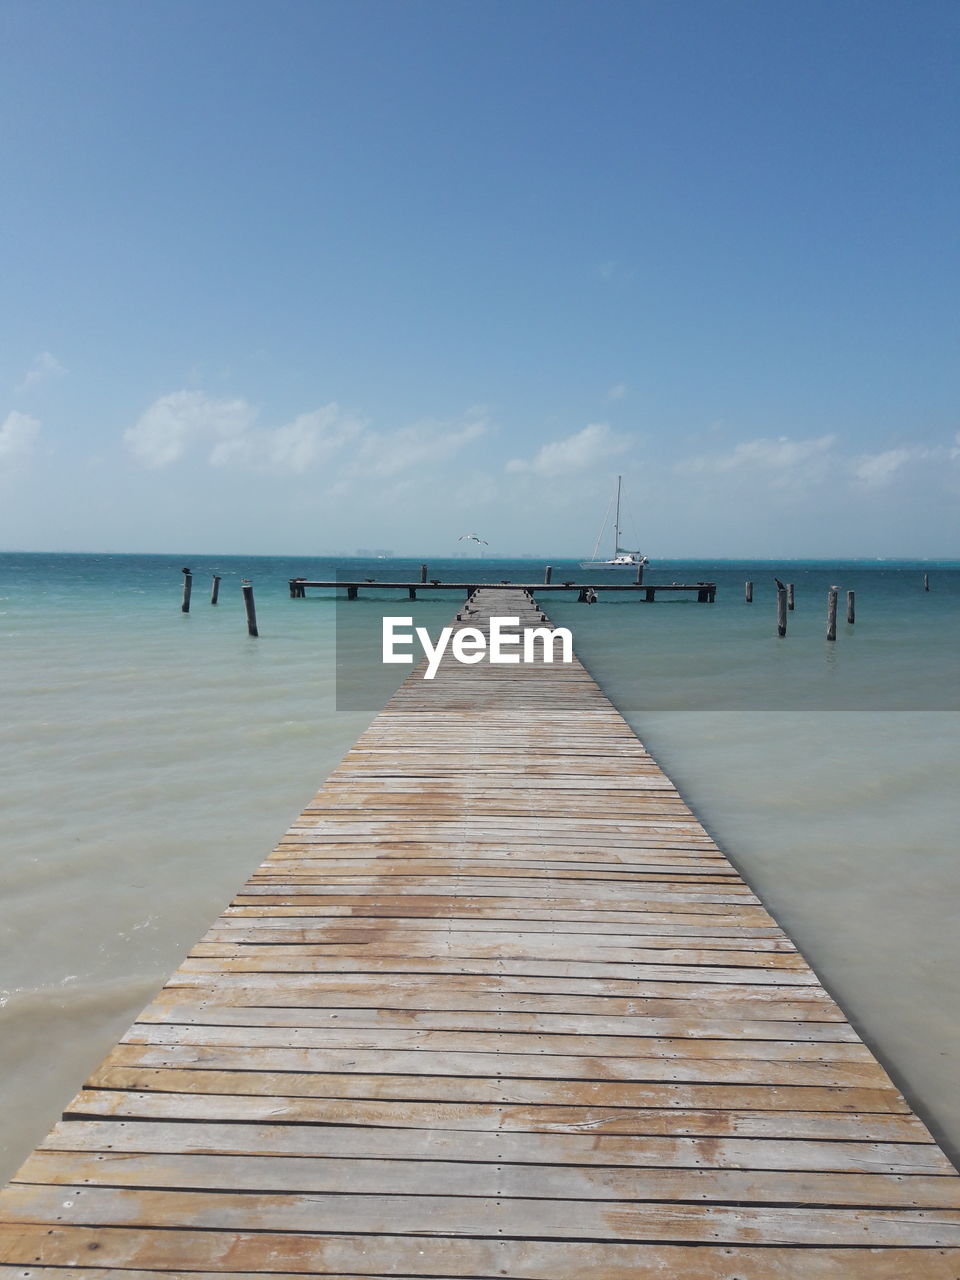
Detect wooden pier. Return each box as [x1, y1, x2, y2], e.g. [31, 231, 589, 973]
[1, 587, 959, 1276]
[290, 577, 718, 601]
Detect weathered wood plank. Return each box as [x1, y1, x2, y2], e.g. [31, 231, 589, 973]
[5, 1183, 960, 1244]
[137, 1001, 862, 1039]
[122, 1023, 873, 1061]
[3, 1234, 960, 1278]
[37, 1120, 955, 1174]
[15, 1149, 960, 1209]
[97, 1041, 892, 1088]
[62, 1089, 936, 1140]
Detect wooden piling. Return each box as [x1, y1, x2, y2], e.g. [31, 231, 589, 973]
[787, 583, 795, 611]
[241, 582, 258, 637]
[923, 572, 930, 592]
[180, 571, 192, 614]
[420, 564, 428, 584]
[847, 590, 856, 625]
[776, 586, 787, 637]
[826, 586, 838, 642]
[210, 575, 221, 606]
[544, 565, 553, 584]
[635, 560, 645, 585]
[745, 580, 753, 603]
[408, 587, 417, 600]
[346, 585, 359, 601]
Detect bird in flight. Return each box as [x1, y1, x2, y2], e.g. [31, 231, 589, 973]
[458, 533, 488, 545]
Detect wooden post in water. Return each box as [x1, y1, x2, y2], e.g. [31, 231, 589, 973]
[847, 590, 856, 624]
[408, 586, 417, 600]
[180, 570, 192, 614]
[924, 572, 930, 592]
[787, 583, 795, 611]
[544, 566, 553, 584]
[776, 586, 787, 637]
[210, 575, 221, 606]
[419, 564, 428, 584]
[826, 586, 838, 641]
[635, 560, 645, 585]
[241, 582, 258, 637]
[745, 581, 753, 603]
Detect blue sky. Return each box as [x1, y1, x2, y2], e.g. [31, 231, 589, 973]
[1, 0, 957, 556]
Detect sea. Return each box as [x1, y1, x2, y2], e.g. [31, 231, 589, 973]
[1, 551, 959, 1180]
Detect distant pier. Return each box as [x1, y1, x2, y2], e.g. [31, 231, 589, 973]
[290, 575, 718, 602]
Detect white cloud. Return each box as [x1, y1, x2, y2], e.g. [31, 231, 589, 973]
[0, 411, 41, 464]
[507, 422, 630, 477]
[125, 391, 484, 479]
[210, 405, 364, 473]
[605, 383, 627, 402]
[678, 434, 837, 488]
[851, 447, 935, 488]
[16, 352, 67, 394]
[357, 417, 486, 478]
[124, 391, 257, 468]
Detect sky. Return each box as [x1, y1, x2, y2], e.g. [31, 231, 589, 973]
[0, 0, 957, 558]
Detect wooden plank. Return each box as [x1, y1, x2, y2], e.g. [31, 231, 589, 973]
[97, 1041, 892, 1088]
[122, 1023, 874, 1061]
[5, 1183, 960, 1244]
[81, 1065, 911, 1113]
[176, 954, 821, 985]
[137, 1001, 862, 1039]
[3, 1233, 960, 1278]
[15, 1149, 960, 1209]
[62, 1089, 937, 1140]
[37, 1120, 955, 1173]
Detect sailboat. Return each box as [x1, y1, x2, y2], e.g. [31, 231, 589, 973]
[580, 475, 648, 570]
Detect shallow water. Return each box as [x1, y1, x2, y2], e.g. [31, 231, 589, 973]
[1, 552, 958, 1178]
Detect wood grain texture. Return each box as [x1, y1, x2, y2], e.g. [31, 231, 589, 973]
[1, 586, 957, 1274]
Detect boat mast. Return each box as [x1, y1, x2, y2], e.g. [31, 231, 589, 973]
[613, 475, 621, 555]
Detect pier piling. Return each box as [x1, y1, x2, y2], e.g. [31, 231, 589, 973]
[745, 580, 753, 603]
[827, 586, 839, 641]
[847, 590, 856, 624]
[544, 565, 553, 584]
[241, 581, 258, 637]
[180, 570, 192, 613]
[210, 574, 221, 606]
[787, 583, 795, 611]
[776, 585, 787, 637]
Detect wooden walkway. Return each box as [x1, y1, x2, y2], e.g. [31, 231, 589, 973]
[289, 578, 717, 601]
[1, 588, 959, 1277]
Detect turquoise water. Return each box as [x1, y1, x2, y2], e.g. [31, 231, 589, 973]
[1, 552, 959, 1178]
